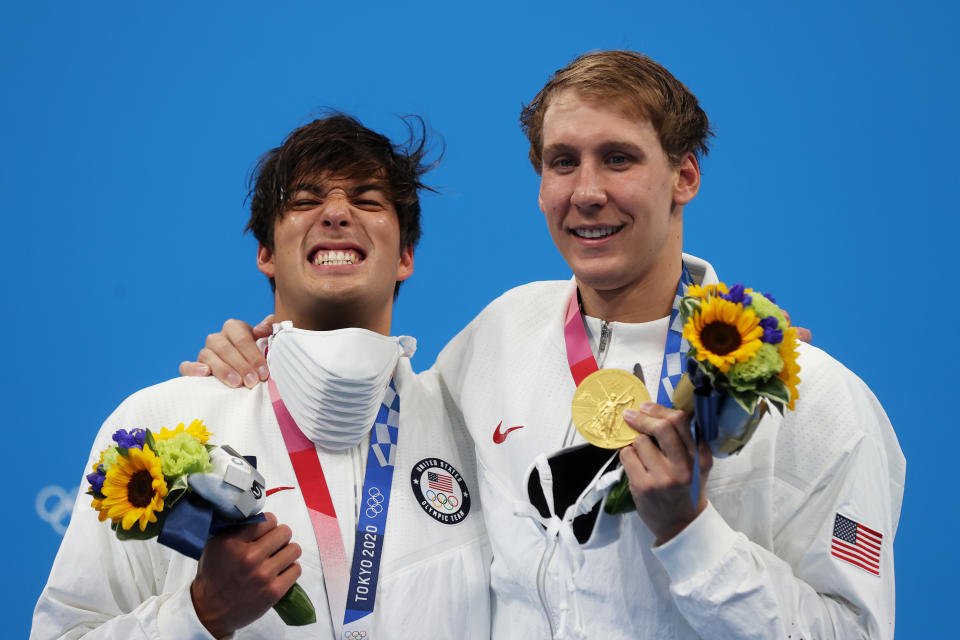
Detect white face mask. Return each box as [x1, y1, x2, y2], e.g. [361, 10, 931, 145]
[267, 321, 416, 450]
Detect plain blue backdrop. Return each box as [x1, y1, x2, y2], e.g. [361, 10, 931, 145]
[4, 1, 956, 636]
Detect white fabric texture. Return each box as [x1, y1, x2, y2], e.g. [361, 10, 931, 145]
[434, 253, 905, 640]
[32, 361, 490, 640]
[268, 322, 416, 450]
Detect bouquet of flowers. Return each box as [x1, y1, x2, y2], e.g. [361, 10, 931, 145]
[85, 420, 315, 626]
[605, 282, 802, 514]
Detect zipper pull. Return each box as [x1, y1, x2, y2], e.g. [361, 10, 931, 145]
[598, 321, 611, 354]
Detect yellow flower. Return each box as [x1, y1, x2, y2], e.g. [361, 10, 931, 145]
[777, 326, 802, 410]
[683, 296, 763, 373]
[685, 282, 728, 300]
[98, 445, 169, 531]
[154, 419, 211, 444]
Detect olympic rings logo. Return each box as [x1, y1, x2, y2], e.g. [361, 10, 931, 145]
[343, 630, 368, 639]
[36, 485, 79, 536]
[424, 489, 460, 511]
[365, 487, 385, 519]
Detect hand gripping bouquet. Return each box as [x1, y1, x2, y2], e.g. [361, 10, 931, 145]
[605, 283, 802, 514]
[85, 419, 315, 626]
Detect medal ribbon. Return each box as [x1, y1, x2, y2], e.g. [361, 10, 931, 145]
[270, 377, 400, 638]
[564, 267, 698, 500]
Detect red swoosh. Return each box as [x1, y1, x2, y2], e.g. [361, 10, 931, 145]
[493, 421, 525, 444]
[266, 486, 295, 496]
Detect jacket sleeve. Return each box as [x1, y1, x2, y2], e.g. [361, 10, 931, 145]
[30, 403, 218, 640]
[652, 350, 904, 640]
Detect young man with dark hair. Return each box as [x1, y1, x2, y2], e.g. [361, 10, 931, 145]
[189, 52, 903, 639]
[32, 114, 490, 639]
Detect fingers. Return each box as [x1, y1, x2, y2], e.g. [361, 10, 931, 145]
[232, 512, 278, 542]
[199, 318, 269, 389]
[179, 361, 211, 377]
[198, 346, 244, 388]
[782, 310, 812, 344]
[253, 314, 276, 339]
[623, 403, 695, 460]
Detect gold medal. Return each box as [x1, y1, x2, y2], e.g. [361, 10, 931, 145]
[572, 369, 651, 449]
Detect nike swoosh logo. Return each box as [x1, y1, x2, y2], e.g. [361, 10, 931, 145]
[266, 486, 295, 496]
[493, 421, 525, 444]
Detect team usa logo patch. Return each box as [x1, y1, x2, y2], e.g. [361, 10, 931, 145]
[410, 458, 471, 524]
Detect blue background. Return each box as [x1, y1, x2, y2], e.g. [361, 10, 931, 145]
[4, 1, 955, 636]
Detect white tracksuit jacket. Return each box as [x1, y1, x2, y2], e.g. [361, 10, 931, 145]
[32, 359, 490, 639]
[434, 254, 905, 640]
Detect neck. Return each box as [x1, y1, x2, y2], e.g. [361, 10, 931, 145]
[578, 255, 683, 324]
[274, 300, 393, 335]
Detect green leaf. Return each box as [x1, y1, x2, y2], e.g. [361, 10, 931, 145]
[165, 486, 188, 509]
[603, 477, 635, 515]
[727, 387, 758, 414]
[273, 582, 316, 626]
[145, 429, 157, 451]
[757, 376, 791, 405]
[116, 447, 130, 458]
[114, 517, 163, 540]
[679, 297, 701, 323]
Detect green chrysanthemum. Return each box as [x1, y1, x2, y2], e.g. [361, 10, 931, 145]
[728, 343, 783, 389]
[152, 432, 211, 477]
[747, 294, 787, 329]
[100, 447, 121, 473]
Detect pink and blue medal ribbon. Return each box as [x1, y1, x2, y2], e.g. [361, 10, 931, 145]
[270, 378, 400, 638]
[564, 267, 695, 497]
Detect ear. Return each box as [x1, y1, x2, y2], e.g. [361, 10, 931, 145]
[257, 243, 276, 279]
[396, 244, 414, 283]
[673, 152, 701, 206]
[538, 182, 546, 214]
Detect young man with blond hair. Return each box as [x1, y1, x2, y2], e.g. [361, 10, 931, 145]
[191, 51, 903, 639]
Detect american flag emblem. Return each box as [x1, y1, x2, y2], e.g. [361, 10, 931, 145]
[427, 471, 453, 493]
[831, 513, 882, 576]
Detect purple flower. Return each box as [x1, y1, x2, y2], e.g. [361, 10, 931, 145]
[112, 428, 145, 450]
[86, 469, 106, 493]
[721, 283, 752, 306]
[759, 316, 783, 344]
[763, 292, 777, 304]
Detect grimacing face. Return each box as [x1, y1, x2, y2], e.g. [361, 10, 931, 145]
[257, 174, 413, 332]
[538, 90, 698, 308]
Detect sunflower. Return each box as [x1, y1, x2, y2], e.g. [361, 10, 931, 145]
[683, 296, 763, 373]
[97, 444, 169, 531]
[685, 282, 728, 300]
[154, 419, 211, 444]
[777, 326, 802, 410]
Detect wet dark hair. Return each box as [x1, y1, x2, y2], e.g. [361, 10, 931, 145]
[246, 112, 437, 293]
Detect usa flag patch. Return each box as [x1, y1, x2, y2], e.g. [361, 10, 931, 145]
[831, 513, 882, 576]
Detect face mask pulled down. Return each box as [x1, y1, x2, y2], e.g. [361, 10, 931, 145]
[268, 321, 416, 450]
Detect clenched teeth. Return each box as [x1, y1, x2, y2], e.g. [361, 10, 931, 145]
[573, 226, 623, 239]
[313, 249, 362, 265]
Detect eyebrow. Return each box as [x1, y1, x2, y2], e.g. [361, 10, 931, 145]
[289, 182, 390, 198]
[542, 141, 648, 157]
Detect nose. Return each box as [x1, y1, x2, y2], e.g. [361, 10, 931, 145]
[570, 162, 607, 210]
[319, 190, 352, 228]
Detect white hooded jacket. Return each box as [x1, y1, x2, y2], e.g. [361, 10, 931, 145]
[434, 253, 905, 639]
[32, 360, 490, 640]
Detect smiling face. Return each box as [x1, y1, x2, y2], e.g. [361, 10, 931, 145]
[256, 174, 413, 333]
[538, 90, 700, 321]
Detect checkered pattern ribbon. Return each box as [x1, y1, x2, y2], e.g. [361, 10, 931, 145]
[270, 377, 399, 638]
